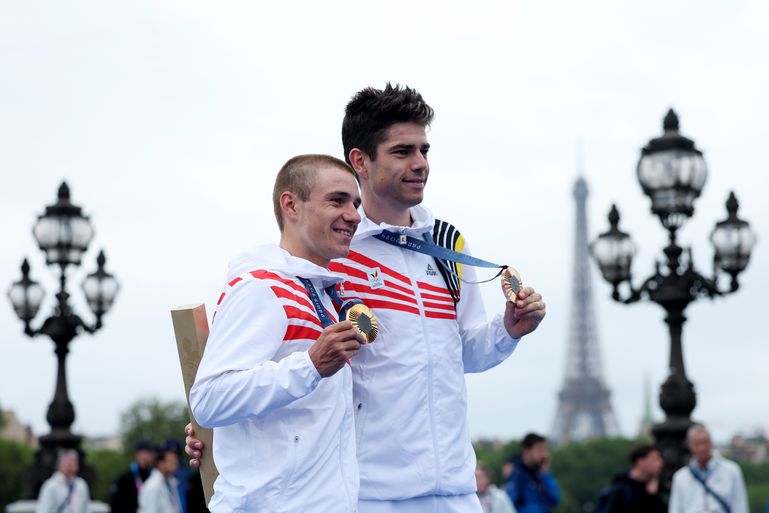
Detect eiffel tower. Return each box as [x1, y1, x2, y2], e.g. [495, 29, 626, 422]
[552, 176, 619, 445]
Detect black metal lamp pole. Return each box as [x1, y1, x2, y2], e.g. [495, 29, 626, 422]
[7, 182, 119, 497]
[590, 110, 756, 496]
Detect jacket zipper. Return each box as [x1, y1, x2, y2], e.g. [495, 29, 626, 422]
[405, 246, 443, 492]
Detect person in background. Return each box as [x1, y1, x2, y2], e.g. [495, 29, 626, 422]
[669, 424, 748, 513]
[162, 438, 189, 513]
[476, 461, 516, 513]
[504, 433, 560, 513]
[36, 449, 90, 513]
[138, 441, 182, 513]
[110, 439, 156, 513]
[600, 443, 665, 513]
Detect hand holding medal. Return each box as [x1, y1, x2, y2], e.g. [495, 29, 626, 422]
[501, 267, 523, 303]
[345, 303, 379, 343]
[500, 266, 546, 339]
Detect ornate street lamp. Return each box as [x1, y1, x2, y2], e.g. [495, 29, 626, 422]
[7, 182, 119, 497]
[590, 110, 756, 496]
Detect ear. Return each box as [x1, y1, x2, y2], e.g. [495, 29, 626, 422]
[348, 148, 369, 179]
[279, 191, 300, 223]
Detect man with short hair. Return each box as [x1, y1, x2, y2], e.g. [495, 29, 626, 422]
[669, 424, 749, 513]
[138, 442, 182, 513]
[110, 440, 156, 513]
[189, 155, 365, 513]
[36, 449, 91, 513]
[503, 433, 560, 513]
[601, 443, 665, 513]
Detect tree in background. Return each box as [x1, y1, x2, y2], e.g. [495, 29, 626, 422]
[474, 437, 769, 513]
[0, 438, 33, 508]
[741, 462, 769, 513]
[85, 397, 190, 502]
[549, 437, 639, 512]
[119, 397, 189, 452]
[86, 447, 132, 502]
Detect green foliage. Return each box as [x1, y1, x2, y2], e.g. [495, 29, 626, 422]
[119, 397, 190, 452]
[0, 438, 34, 508]
[740, 461, 769, 513]
[550, 438, 641, 513]
[474, 437, 769, 513]
[474, 439, 520, 485]
[86, 448, 132, 502]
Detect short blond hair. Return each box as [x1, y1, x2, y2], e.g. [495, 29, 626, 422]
[272, 154, 357, 231]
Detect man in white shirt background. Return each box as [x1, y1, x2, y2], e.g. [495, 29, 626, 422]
[669, 424, 749, 513]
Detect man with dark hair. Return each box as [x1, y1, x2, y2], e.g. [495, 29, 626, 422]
[503, 433, 560, 513]
[138, 442, 182, 513]
[110, 440, 156, 513]
[334, 84, 545, 513]
[187, 86, 546, 513]
[599, 443, 665, 513]
[669, 424, 748, 513]
[189, 155, 365, 513]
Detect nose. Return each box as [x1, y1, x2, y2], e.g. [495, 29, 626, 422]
[344, 203, 361, 225]
[411, 151, 428, 172]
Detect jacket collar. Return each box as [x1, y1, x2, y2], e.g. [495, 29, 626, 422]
[227, 244, 342, 288]
[353, 204, 435, 241]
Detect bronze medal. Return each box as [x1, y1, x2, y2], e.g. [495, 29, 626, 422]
[501, 267, 523, 302]
[346, 303, 379, 343]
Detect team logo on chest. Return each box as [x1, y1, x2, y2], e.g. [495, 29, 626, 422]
[367, 267, 385, 289]
[426, 263, 437, 276]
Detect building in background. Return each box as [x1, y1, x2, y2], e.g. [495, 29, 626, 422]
[552, 176, 619, 444]
[1, 409, 38, 448]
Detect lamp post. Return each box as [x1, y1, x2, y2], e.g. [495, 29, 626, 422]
[7, 182, 119, 497]
[590, 110, 756, 495]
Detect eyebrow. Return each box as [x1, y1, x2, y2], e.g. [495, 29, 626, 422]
[325, 191, 361, 204]
[388, 142, 431, 152]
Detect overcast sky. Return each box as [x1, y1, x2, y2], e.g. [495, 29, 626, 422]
[1, 0, 767, 445]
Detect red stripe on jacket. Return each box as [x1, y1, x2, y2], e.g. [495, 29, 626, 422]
[345, 251, 413, 285]
[284, 325, 323, 341]
[341, 281, 418, 305]
[282, 305, 323, 329]
[363, 299, 420, 315]
[271, 285, 314, 311]
[417, 280, 452, 294]
[250, 269, 308, 295]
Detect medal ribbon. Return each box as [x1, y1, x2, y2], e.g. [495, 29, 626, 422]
[373, 231, 507, 284]
[297, 277, 364, 327]
[297, 277, 336, 328]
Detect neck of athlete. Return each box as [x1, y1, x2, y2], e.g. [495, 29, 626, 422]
[360, 194, 413, 227]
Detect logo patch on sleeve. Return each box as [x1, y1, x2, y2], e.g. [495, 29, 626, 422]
[426, 263, 437, 276]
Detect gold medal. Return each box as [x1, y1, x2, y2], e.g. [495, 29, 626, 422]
[346, 303, 379, 343]
[501, 267, 523, 302]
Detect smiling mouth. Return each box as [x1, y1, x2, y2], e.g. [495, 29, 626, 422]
[334, 228, 355, 238]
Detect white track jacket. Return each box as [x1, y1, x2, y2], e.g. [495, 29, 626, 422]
[190, 245, 358, 513]
[329, 205, 519, 501]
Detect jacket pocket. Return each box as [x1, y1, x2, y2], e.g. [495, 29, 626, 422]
[278, 433, 300, 496]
